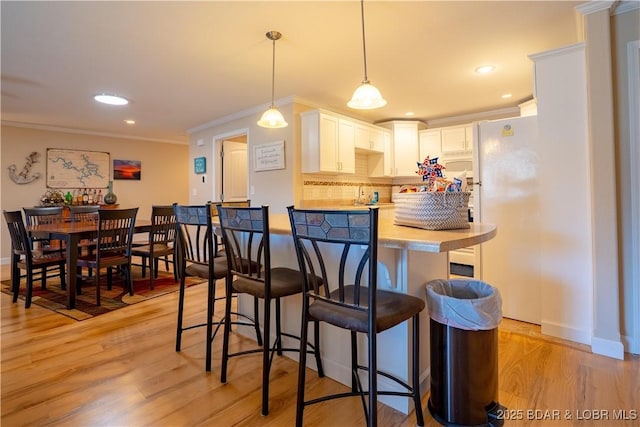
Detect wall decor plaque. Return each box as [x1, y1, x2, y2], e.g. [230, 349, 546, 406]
[254, 140, 285, 172]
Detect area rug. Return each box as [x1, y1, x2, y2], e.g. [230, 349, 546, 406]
[1, 270, 206, 321]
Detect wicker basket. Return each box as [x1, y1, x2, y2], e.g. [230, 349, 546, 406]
[394, 192, 471, 230]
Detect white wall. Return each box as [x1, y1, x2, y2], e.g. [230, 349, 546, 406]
[187, 100, 311, 214]
[531, 44, 594, 345]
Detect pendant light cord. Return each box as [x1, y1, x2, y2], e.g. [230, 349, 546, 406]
[360, 0, 369, 83]
[270, 37, 276, 108]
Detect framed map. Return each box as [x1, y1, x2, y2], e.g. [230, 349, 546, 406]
[46, 148, 110, 189]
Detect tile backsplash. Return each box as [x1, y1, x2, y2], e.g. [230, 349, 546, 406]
[302, 153, 393, 206]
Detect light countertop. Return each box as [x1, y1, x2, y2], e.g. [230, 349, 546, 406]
[265, 213, 496, 253]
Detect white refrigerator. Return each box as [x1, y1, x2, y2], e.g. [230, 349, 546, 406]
[473, 116, 542, 324]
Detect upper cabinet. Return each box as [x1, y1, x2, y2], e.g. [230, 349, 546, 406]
[355, 123, 387, 153]
[302, 109, 393, 176]
[367, 131, 392, 177]
[301, 109, 355, 174]
[441, 125, 472, 154]
[419, 124, 473, 161]
[379, 121, 426, 177]
[419, 129, 442, 161]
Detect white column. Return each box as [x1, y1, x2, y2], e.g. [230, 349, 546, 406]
[577, 1, 624, 359]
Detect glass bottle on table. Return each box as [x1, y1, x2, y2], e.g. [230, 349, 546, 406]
[82, 188, 88, 205]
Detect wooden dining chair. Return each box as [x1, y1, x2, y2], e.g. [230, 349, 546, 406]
[3, 210, 67, 308]
[76, 208, 138, 306]
[69, 205, 100, 222]
[23, 206, 65, 252]
[217, 204, 324, 416]
[22, 206, 65, 285]
[287, 206, 426, 427]
[130, 205, 177, 289]
[69, 205, 100, 278]
[173, 203, 261, 372]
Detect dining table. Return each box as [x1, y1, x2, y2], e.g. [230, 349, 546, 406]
[28, 218, 151, 309]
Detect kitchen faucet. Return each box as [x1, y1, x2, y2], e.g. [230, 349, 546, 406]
[356, 185, 368, 204]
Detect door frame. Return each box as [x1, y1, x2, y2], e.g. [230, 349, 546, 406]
[212, 128, 249, 202]
[628, 39, 640, 354]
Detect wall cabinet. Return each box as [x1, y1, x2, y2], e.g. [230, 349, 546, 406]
[367, 131, 392, 177]
[301, 110, 355, 174]
[378, 121, 425, 177]
[441, 125, 473, 154]
[419, 124, 473, 162]
[355, 124, 386, 153]
[419, 129, 442, 161]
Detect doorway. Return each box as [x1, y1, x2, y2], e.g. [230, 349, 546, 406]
[222, 137, 247, 202]
[214, 132, 248, 202]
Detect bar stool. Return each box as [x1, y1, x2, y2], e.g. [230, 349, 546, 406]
[173, 203, 261, 372]
[217, 204, 324, 416]
[288, 206, 425, 427]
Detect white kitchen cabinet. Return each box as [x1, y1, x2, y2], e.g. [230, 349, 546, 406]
[441, 125, 473, 154]
[380, 121, 425, 177]
[301, 110, 355, 174]
[367, 130, 392, 177]
[355, 123, 386, 153]
[337, 119, 356, 172]
[368, 127, 386, 153]
[419, 129, 442, 161]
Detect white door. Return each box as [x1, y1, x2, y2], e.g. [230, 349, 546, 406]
[475, 116, 542, 324]
[222, 139, 247, 202]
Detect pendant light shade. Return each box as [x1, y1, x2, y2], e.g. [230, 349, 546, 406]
[348, 0, 386, 110]
[258, 107, 288, 129]
[257, 31, 288, 129]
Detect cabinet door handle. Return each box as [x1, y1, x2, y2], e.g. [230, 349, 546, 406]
[472, 181, 482, 186]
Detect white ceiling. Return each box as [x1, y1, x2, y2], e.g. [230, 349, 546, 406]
[1, 1, 583, 144]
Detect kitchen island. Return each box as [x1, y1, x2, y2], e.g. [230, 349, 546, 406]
[230, 211, 497, 414]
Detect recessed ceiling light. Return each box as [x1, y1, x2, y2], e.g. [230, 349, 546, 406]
[94, 93, 128, 106]
[405, 112, 415, 117]
[124, 119, 136, 125]
[475, 65, 495, 74]
[501, 93, 513, 99]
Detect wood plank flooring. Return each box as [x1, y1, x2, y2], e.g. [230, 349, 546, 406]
[2, 265, 639, 426]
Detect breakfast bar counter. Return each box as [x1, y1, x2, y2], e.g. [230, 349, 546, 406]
[264, 213, 496, 252]
[230, 211, 497, 414]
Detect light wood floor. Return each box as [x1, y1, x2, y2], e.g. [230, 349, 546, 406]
[2, 264, 639, 427]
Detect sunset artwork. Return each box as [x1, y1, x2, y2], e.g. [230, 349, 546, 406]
[113, 159, 141, 180]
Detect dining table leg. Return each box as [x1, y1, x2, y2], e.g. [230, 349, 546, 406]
[66, 234, 79, 309]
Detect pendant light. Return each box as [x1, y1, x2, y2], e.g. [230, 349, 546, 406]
[257, 31, 288, 128]
[348, 0, 386, 110]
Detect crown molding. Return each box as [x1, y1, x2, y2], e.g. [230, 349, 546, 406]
[613, 0, 640, 14]
[576, 1, 615, 16]
[1, 120, 187, 145]
[187, 95, 296, 134]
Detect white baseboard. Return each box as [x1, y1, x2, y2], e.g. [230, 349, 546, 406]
[541, 320, 591, 345]
[542, 320, 627, 359]
[622, 333, 640, 355]
[592, 336, 625, 360]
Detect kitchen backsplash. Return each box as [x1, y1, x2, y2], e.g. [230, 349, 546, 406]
[302, 153, 393, 206]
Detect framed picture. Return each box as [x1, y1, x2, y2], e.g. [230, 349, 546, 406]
[113, 159, 141, 180]
[254, 140, 285, 172]
[194, 156, 206, 174]
[46, 148, 110, 188]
